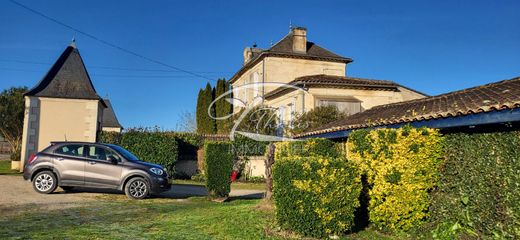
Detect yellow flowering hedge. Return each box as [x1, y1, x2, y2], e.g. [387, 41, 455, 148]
[346, 126, 443, 231]
[272, 155, 361, 237]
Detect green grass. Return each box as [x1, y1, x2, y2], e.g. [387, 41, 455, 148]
[173, 179, 267, 191]
[0, 197, 281, 240]
[0, 179, 404, 239]
[0, 160, 20, 175]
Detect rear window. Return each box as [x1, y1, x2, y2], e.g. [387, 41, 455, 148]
[54, 145, 84, 157]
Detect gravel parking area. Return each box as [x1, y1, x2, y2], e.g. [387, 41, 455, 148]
[0, 175, 264, 215]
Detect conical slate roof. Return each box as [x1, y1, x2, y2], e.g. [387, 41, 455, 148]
[102, 99, 123, 129]
[25, 44, 103, 101]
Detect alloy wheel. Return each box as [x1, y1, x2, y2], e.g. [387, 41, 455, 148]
[35, 173, 54, 192]
[129, 180, 147, 198]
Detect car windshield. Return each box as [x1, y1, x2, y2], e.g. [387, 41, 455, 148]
[107, 144, 140, 161]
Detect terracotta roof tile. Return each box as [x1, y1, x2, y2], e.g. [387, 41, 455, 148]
[298, 76, 520, 137]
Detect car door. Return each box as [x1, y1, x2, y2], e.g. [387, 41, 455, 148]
[52, 144, 86, 186]
[83, 145, 123, 188]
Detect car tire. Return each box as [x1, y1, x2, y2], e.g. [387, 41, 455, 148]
[32, 171, 58, 194]
[124, 177, 150, 200]
[61, 186, 74, 192]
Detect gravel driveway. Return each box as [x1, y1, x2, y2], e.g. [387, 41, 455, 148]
[0, 175, 264, 215]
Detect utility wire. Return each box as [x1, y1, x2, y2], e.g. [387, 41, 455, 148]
[9, 0, 216, 81]
[0, 59, 233, 74]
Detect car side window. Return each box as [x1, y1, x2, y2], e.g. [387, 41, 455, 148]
[105, 149, 122, 162]
[86, 146, 109, 161]
[55, 145, 85, 157]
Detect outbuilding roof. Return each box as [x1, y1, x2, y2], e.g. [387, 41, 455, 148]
[101, 99, 123, 129]
[298, 76, 520, 137]
[25, 44, 104, 103]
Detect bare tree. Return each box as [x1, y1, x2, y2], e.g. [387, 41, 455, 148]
[175, 110, 197, 132]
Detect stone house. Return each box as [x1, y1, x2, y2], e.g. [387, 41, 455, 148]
[18, 43, 107, 170]
[229, 27, 426, 127]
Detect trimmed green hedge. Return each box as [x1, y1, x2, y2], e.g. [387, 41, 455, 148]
[231, 134, 269, 156]
[99, 129, 178, 176]
[428, 131, 520, 238]
[274, 138, 342, 160]
[273, 155, 361, 237]
[204, 141, 234, 197]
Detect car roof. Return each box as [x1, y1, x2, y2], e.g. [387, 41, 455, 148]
[50, 141, 111, 147]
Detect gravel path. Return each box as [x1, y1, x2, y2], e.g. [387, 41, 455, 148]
[0, 175, 264, 215]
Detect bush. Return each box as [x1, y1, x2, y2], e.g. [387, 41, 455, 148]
[428, 131, 520, 238]
[204, 141, 234, 197]
[99, 129, 178, 176]
[273, 155, 361, 237]
[274, 138, 342, 160]
[231, 134, 269, 156]
[347, 126, 444, 231]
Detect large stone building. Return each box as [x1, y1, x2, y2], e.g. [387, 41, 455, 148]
[18, 43, 107, 170]
[229, 27, 426, 126]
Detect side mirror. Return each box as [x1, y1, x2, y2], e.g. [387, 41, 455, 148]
[108, 156, 118, 164]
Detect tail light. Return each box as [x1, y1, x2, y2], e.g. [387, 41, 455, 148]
[28, 154, 38, 164]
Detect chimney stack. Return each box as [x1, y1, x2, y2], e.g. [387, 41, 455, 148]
[291, 26, 307, 53]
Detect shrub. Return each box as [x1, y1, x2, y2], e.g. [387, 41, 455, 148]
[428, 131, 520, 238]
[204, 141, 234, 197]
[347, 126, 444, 231]
[231, 134, 269, 156]
[99, 129, 178, 176]
[274, 138, 342, 160]
[273, 155, 361, 237]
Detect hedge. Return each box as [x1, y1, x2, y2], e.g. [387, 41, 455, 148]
[99, 129, 178, 176]
[273, 155, 361, 237]
[204, 141, 234, 197]
[274, 138, 342, 160]
[347, 126, 444, 231]
[428, 131, 520, 238]
[231, 134, 269, 156]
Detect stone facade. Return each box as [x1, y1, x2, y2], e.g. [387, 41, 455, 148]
[229, 27, 426, 127]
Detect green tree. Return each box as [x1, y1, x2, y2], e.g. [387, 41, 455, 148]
[290, 105, 346, 135]
[215, 79, 232, 134]
[196, 82, 216, 134]
[0, 87, 28, 161]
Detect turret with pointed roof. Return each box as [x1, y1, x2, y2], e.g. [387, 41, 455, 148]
[25, 43, 106, 106]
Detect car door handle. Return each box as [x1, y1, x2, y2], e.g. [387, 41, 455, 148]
[56, 157, 64, 161]
[88, 161, 96, 165]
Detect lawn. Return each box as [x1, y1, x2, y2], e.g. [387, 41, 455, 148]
[0, 160, 20, 175]
[173, 179, 267, 191]
[0, 197, 279, 240]
[0, 195, 402, 240]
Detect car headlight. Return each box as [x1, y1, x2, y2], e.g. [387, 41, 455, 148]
[150, 167, 164, 175]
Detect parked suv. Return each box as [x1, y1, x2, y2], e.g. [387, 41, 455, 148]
[23, 142, 171, 199]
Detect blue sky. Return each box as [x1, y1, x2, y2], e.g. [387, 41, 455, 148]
[1, 0, 519, 129]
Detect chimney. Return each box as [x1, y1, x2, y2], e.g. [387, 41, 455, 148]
[243, 47, 253, 64]
[291, 27, 307, 53]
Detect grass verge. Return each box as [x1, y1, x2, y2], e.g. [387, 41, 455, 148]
[0, 160, 20, 175]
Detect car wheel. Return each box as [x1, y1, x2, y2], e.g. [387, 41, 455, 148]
[125, 177, 150, 200]
[32, 171, 58, 194]
[61, 186, 74, 192]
